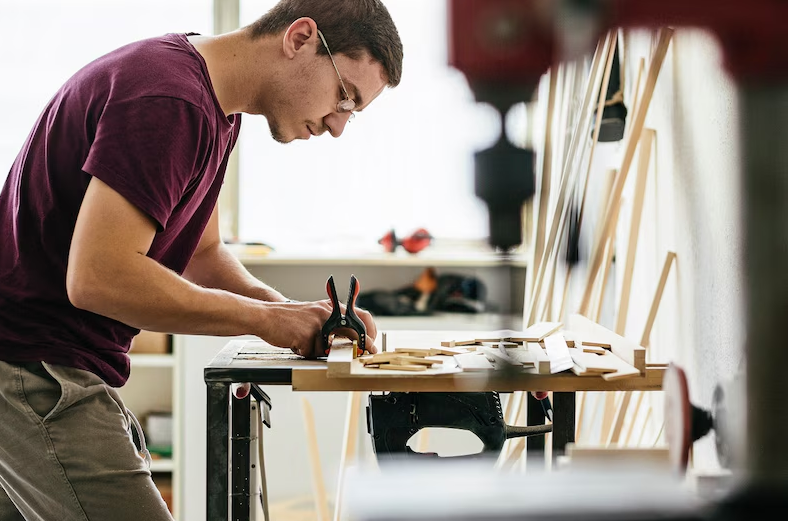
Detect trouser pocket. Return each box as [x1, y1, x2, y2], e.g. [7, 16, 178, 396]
[18, 362, 64, 421]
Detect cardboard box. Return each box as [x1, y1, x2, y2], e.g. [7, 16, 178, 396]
[130, 330, 170, 354]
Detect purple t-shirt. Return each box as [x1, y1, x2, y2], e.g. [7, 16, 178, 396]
[0, 33, 240, 387]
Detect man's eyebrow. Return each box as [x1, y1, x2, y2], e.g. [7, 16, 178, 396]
[348, 81, 364, 111]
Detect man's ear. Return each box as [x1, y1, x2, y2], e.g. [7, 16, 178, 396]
[283, 17, 318, 59]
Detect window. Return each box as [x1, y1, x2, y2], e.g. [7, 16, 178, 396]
[0, 0, 213, 188]
[237, 0, 502, 253]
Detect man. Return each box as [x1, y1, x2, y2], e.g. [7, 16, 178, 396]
[0, 0, 402, 519]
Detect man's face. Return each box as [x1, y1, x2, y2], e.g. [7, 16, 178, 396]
[262, 51, 387, 144]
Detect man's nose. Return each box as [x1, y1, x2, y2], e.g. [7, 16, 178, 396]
[326, 112, 352, 138]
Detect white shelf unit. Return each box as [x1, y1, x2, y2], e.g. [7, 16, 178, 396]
[118, 345, 178, 517]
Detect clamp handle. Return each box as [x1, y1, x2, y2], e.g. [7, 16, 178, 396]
[320, 274, 367, 356]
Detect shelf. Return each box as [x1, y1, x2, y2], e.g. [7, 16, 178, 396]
[130, 354, 175, 368]
[148, 458, 174, 473]
[230, 247, 528, 268]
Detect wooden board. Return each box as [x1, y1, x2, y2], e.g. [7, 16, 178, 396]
[567, 314, 645, 372]
[568, 349, 620, 374]
[480, 346, 524, 367]
[581, 344, 607, 355]
[454, 352, 495, 371]
[543, 333, 574, 373]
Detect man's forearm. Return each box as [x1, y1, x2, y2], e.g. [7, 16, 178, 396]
[183, 242, 289, 302]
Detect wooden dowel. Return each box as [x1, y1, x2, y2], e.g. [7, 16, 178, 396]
[301, 397, 331, 521]
[623, 391, 645, 446]
[525, 32, 614, 326]
[637, 407, 653, 446]
[579, 27, 675, 316]
[333, 392, 362, 521]
[641, 251, 678, 348]
[624, 57, 646, 143]
[615, 128, 656, 335]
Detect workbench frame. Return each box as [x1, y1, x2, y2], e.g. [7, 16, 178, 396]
[204, 340, 664, 521]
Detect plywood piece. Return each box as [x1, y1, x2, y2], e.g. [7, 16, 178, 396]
[527, 343, 552, 374]
[569, 349, 618, 373]
[454, 352, 495, 371]
[543, 333, 574, 373]
[568, 314, 645, 373]
[581, 344, 607, 355]
[473, 329, 523, 343]
[509, 322, 563, 343]
[391, 356, 443, 366]
[581, 340, 612, 348]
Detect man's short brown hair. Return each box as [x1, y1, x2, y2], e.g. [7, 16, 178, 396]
[246, 0, 403, 88]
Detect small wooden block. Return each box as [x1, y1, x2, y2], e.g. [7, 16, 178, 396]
[582, 340, 612, 348]
[527, 343, 551, 374]
[440, 339, 478, 347]
[581, 344, 607, 355]
[454, 353, 495, 371]
[393, 355, 442, 366]
[392, 348, 430, 357]
[436, 347, 472, 356]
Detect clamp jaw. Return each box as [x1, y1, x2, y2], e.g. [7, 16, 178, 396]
[320, 274, 367, 357]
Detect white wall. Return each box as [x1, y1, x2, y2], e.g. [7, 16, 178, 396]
[613, 28, 745, 469]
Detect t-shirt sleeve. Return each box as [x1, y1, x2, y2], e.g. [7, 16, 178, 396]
[83, 97, 211, 231]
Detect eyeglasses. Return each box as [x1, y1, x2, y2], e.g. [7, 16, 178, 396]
[317, 29, 356, 120]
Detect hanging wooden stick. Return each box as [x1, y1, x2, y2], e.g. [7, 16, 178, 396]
[532, 68, 559, 286]
[637, 407, 653, 446]
[614, 128, 656, 335]
[624, 57, 646, 143]
[529, 32, 618, 327]
[575, 391, 587, 441]
[525, 32, 614, 326]
[579, 27, 674, 316]
[641, 251, 678, 348]
[623, 391, 645, 446]
[301, 397, 331, 521]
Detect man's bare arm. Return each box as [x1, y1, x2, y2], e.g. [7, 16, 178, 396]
[65, 177, 336, 356]
[182, 204, 288, 302]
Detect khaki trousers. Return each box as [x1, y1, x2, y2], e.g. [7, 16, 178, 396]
[0, 360, 173, 521]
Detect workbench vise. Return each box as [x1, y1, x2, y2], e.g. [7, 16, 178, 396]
[366, 391, 551, 462]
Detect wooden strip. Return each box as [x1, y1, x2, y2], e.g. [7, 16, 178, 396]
[640, 251, 677, 348]
[525, 33, 614, 326]
[326, 341, 355, 376]
[532, 67, 559, 291]
[624, 57, 646, 143]
[606, 390, 633, 445]
[334, 392, 362, 521]
[509, 322, 563, 343]
[582, 345, 607, 355]
[623, 391, 645, 446]
[439, 339, 478, 347]
[615, 128, 655, 336]
[392, 356, 443, 366]
[594, 235, 617, 322]
[301, 397, 331, 521]
[579, 27, 675, 315]
[637, 407, 653, 446]
[368, 364, 427, 372]
[582, 341, 612, 348]
[600, 392, 620, 443]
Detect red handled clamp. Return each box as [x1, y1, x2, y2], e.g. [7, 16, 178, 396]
[320, 274, 367, 357]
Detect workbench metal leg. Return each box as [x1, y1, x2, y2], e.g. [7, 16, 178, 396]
[207, 382, 230, 521]
[231, 393, 252, 521]
[526, 392, 546, 466]
[551, 392, 576, 464]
